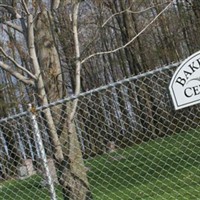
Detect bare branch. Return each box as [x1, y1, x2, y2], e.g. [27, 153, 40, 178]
[0, 61, 35, 86]
[127, 1, 173, 14]
[0, 47, 36, 80]
[101, 8, 130, 28]
[73, 3, 81, 96]
[21, 0, 30, 15]
[68, 2, 81, 123]
[3, 21, 23, 33]
[0, 4, 21, 19]
[101, 1, 172, 28]
[81, 1, 173, 65]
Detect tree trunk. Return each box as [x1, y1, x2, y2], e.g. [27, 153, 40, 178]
[33, 9, 91, 200]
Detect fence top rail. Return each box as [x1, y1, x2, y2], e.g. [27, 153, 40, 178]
[0, 61, 180, 123]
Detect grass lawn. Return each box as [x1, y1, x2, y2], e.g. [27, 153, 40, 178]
[87, 130, 200, 200]
[0, 175, 63, 200]
[1, 130, 200, 200]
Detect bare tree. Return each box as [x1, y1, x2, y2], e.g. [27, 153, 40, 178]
[0, 1, 91, 199]
[2, 0, 200, 199]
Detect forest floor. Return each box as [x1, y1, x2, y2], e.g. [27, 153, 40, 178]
[1, 130, 200, 200]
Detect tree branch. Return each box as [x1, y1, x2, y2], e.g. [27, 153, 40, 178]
[81, 1, 173, 64]
[101, 2, 171, 28]
[0, 61, 35, 86]
[101, 8, 130, 28]
[3, 21, 23, 33]
[68, 1, 81, 123]
[0, 4, 21, 19]
[21, 0, 30, 15]
[0, 47, 36, 80]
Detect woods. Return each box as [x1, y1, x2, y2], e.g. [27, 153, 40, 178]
[1, 0, 200, 200]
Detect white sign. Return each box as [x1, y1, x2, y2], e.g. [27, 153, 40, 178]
[169, 51, 200, 110]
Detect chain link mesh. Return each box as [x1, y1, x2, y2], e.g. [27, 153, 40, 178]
[1, 65, 200, 200]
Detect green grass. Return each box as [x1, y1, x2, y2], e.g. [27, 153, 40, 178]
[86, 130, 200, 200]
[1, 130, 200, 200]
[0, 175, 63, 200]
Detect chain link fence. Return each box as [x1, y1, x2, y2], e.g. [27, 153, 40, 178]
[1, 63, 200, 200]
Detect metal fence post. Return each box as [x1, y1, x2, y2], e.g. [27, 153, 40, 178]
[28, 104, 57, 200]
